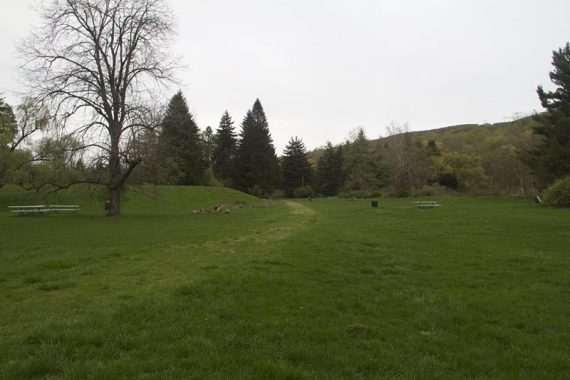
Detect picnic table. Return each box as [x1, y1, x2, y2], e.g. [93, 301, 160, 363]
[8, 205, 80, 216]
[411, 201, 441, 208]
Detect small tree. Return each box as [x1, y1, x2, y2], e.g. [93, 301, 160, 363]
[213, 111, 237, 183]
[521, 42, 570, 188]
[385, 122, 414, 194]
[21, 0, 177, 215]
[343, 127, 382, 192]
[281, 136, 314, 197]
[202, 126, 215, 168]
[1, 97, 48, 187]
[316, 142, 345, 196]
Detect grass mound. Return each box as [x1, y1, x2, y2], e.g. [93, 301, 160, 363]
[0, 184, 262, 215]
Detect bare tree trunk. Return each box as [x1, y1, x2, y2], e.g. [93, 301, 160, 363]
[108, 185, 122, 216]
[108, 128, 122, 216]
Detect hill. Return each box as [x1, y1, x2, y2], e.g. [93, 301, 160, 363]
[310, 116, 541, 195]
[312, 116, 539, 161]
[0, 185, 262, 216]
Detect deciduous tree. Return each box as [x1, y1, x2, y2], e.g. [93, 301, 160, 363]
[21, 0, 177, 215]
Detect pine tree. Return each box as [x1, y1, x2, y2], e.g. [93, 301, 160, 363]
[212, 111, 237, 183]
[281, 136, 314, 197]
[522, 43, 570, 187]
[158, 91, 204, 185]
[233, 99, 279, 196]
[316, 142, 345, 196]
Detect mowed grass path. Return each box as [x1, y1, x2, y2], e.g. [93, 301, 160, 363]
[0, 187, 568, 379]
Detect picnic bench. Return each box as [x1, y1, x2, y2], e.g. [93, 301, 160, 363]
[8, 205, 80, 216]
[411, 201, 441, 208]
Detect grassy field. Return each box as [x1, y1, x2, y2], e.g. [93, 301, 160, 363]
[0, 186, 568, 379]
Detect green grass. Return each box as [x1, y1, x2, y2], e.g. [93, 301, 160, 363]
[0, 186, 569, 379]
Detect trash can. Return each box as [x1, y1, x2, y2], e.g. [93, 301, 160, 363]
[371, 200, 379, 208]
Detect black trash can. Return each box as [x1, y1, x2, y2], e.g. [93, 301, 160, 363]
[371, 200, 379, 208]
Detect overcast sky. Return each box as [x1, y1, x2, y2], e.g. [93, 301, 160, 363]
[1, 0, 569, 152]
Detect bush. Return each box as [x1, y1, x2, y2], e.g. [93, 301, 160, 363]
[412, 185, 449, 197]
[542, 176, 570, 207]
[292, 185, 315, 198]
[339, 189, 382, 199]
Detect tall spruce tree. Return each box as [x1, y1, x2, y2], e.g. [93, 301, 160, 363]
[213, 111, 237, 182]
[522, 43, 570, 187]
[281, 136, 314, 197]
[233, 99, 279, 195]
[316, 142, 345, 196]
[158, 91, 204, 185]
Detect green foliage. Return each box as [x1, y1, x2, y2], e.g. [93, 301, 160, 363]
[281, 136, 314, 197]
[292, 185, 315, 198]
[233, 99, 279, 196]
[0, 97, 17, 186]
[0, 97, 16, 147]
[436, 152, 487, 192]
[1, 98, 52, 188]
[158, 91, 205, 185]
[522, 43, 570, 188]
[213, 111, 237, 183]
[201, 167, 222, 187]
[316, 142, 345, 196]
[343, 128, 384, 192]
[543, 176, 570, 207]
[201, 126, 215, 168]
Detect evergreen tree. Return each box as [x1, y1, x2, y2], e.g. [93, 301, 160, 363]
[233, 99, 279, 196]
[213, 111, 237, 182]
[316, 142, 345, 196]
[281, 136, 314, 197]
[522, 43, 570, 187]
[158, 91, 204, 185]
[343, 128, 381, 192]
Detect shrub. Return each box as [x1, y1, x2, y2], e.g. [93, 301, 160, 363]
[339, 189, 382, 199]
[542, 176, 570, 207]
[412, 185, 449, 197]
[292, 185, 315, 198]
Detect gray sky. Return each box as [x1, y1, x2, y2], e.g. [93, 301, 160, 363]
[1, 0, 569, 152]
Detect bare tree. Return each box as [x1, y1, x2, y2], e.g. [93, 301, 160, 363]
[21, 0, 177, 215]
[385, 121, 413, 193]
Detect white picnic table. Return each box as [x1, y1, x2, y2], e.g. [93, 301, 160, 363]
[8, 205, 80, 216]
